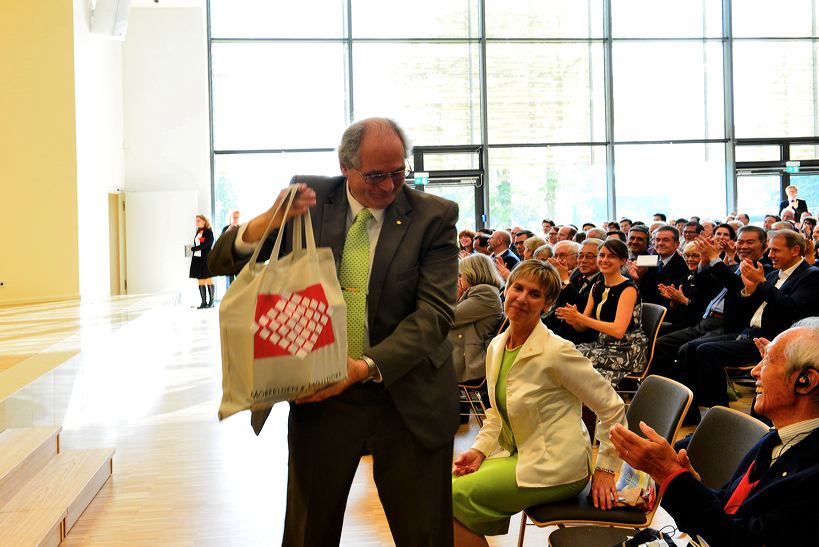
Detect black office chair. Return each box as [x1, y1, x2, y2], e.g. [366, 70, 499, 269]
[617, 303, 666, 397]
[518, 375, 692, 546]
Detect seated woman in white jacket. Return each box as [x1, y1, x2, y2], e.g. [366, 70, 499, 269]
[451, 260, 627, 546]
[450, 253, 504, 383]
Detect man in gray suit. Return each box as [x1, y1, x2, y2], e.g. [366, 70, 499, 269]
[209, 118, 460, 547]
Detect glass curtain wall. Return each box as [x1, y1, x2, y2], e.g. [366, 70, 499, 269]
[209, 0, 819, 232]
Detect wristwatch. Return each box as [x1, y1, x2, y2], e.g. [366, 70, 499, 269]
[361, 355, 381, 383]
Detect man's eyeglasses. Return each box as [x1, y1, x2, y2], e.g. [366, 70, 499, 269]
[353, 166, 412, 186]
[577, 253, 597, 260]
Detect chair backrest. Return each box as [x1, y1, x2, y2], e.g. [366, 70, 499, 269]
[685, 407, 769, 489]
[630, 303, 666, 380]
[625, 375, 692, 443]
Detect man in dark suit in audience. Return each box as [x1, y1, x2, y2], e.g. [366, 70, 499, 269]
[687, 230, 819, 410]
[611, 319, 819, 547]
[544, 238, 601, 343]
[209, 117, 460, 547]
[631, 226, 688, 308]
[626, 225, 651, 261]
[489, 229, 520, 271]
[512, 229, 534, 259]
[650, 226, 769, 379]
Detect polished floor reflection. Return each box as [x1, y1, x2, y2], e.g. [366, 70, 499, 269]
[0, 296, 724, 545]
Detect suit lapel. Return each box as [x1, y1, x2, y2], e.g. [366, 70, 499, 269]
[367, 189, 412, 321]
[774, 260, 807, 293]
[320, 182, 348, 268]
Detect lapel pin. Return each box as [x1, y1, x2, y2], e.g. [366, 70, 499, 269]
[396, 220, 402, 225]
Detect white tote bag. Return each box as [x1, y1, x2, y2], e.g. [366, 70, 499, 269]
[218, 186, 347, 421]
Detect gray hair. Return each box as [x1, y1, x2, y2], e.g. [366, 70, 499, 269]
[338, 118, 410, 169]
[533, 244, 553, 260]
[586, 228, 607, 240]
[783, 318, 819, 405]
[581, 238, 604, 251]
[554, 240, 581, 255]
[459, 253, 503, 290]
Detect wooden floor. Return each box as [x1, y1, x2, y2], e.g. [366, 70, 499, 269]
[0, 294, 755, 546]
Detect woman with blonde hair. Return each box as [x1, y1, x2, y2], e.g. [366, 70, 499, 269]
[450, 253, 504, 383]
[452, 260, 626, 546]
[190, 214, 214, 309]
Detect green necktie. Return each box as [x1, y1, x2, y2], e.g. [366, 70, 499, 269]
[339, 208, 372, 358]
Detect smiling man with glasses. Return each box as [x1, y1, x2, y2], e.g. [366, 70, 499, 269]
[209, 117, 460, 546]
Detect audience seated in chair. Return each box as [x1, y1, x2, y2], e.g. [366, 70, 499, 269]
[450, 254, 504, 383]
[657, 241, 722, 334]
[544, 238, 602, 344]
[610, 320, 819, 547]
[555, 239, 648, 386]
[629, 226, 689, 310]
[451, 260, 627, 547]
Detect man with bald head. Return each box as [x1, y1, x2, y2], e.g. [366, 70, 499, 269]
[611, 319, 819, 547]
[210, 117, 459, 546]
[489, 229, 520, 272]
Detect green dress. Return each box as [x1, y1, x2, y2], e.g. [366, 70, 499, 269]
[452, 346, 589, 536]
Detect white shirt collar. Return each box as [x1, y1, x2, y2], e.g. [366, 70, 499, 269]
[779, 258, 803, 281]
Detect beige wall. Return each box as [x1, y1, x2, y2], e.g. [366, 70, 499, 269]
[0, 3, 80, 304]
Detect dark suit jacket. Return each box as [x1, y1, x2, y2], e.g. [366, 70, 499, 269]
[699, 261, 773, 334]
[662, 428, 819, 547]
[639, 252, 689, 308]
[191, 228, 213, 258]
[663, 269, 722, 328]
[778, 198, 808, 218]
[543, 270, 600, 344]
[496, 248, 520, 271]
[209, 176, 461, 449]
[733, 260, 819, 339]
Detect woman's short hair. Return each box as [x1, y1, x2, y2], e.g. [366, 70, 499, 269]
[716, 223, 736, 240]
[458, 229, 476, 240]
[533, 244, 553, 259]
[601, 238, 629, 260]
[524, 236, 546, 252]
[506, 259, 562, 309]
[196, 214, 212, 230]
[459, 253, 503, 290]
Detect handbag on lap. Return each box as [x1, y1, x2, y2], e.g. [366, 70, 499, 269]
[217, 186, 347, 424]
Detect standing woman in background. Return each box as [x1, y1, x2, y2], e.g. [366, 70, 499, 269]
[190, 214, 214, 309]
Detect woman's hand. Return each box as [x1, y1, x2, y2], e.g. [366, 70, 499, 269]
[459, 249, 471, 259]
[554, 304, 582, 327]
[452, 449, 486, 476]
[590, 469, 618, 510]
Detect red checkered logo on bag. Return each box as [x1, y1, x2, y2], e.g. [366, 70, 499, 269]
[253, 284, 335, 359]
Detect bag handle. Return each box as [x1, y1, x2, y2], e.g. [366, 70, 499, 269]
[248, 185, 298, 271]
[247, 184, 317, 273]
[291, 207, 317, 255]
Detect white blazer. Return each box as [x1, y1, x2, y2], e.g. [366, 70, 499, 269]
[472, 322, 626, 488]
